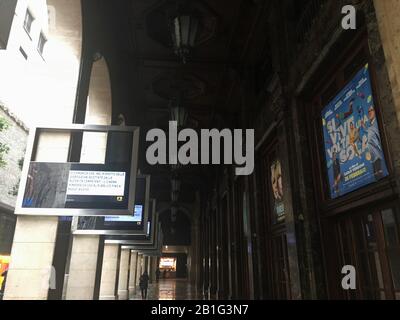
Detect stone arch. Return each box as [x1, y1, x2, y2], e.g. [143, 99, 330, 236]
[80, 55, 112, 164]
[85, 55, 112, 125]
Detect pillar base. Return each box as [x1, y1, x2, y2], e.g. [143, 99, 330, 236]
[99, 295, 116, 300]
[118, 289, 128, 300]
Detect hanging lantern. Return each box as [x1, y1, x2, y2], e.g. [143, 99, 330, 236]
[170, 101, 188, 128]
[171, 12, 199, 64]
[170, 163, 183, 172]
[171, 179, 181, 193]
[171, 206, 178, 223]
[171, 190, 179, 202]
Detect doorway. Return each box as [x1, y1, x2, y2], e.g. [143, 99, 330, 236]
[332, 205, 400, 300]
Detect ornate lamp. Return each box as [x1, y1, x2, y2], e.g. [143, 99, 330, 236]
[171, 190, 179, 202]
[170, 5, 199, 64]
[171, 179, 181, 193]
[171, 206, 178, 223]
[170, 98, 188, 128]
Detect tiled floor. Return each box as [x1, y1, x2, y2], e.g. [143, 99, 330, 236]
[130, 279, 200, 300]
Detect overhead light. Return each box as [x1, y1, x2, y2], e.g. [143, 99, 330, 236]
[170, 5, 199, 64]
[171, 190, 179, 202]
[171, 206, 177, 223]
[92, 52, 102, 62]
[170, 100, 188, 128]
[171, 179, 181, 192]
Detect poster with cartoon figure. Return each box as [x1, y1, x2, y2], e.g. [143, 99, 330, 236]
[322, 64, 389, 199]
[270, 159, 285, 222]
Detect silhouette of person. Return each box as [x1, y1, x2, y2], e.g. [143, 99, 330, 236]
[139, 271, 150, 300]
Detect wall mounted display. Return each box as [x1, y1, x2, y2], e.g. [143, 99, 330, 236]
[74, 176, 152, 236]
[15, 125, 140, 216]
[103, 199, 158, 242]
[322, 64, 389, 199]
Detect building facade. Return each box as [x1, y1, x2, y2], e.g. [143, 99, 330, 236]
[199, 0, 400, 300]
[0, 103, 28, 255]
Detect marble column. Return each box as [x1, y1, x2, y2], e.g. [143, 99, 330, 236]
[4, 130, 71, 300]
[64, 235, 100, 300]
[3, 216, 59, 300]
[128, 251, 138, 297]
[117, 248, 130, 300]
[99, 244, 119, 300]
[136, 254, 143, 287]
[373, 0, 400, 125]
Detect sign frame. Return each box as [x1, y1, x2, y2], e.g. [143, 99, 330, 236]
[119, 225, 163, 253]
[321, 64, 390, 199]
[72, 176, 152, 236]
[15, 124, 140, 216]
[102, 201, 159, 242]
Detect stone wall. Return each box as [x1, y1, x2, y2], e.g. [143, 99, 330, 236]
[0, 102, 28, 254]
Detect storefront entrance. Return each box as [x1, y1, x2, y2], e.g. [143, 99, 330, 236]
[331, 205, 400, 300]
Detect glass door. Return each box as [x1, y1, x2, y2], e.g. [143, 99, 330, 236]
[335, 206, 400, 300]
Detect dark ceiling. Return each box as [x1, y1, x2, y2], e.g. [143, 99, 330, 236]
[82, 0, 272, 204]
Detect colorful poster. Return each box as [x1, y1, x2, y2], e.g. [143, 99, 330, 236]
[270, 160, 285, 222]
[322, 64, 389, 199]
[0, 255, 10, 292]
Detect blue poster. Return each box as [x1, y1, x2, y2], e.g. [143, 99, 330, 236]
[322, 64, 389, 199]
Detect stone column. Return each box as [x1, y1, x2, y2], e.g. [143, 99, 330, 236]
[128, 251, 138, 297]
[3, 216, 58, 300]
[4, 129, 71, 300]
[136, 254, 143, 287]
[150, 256, 158, 284]
[147, 256, 152, 282]
[64, 235, 100, 300]
[117, 248, 130, 300]
[373, 0, 400, 125]
[99, 244, 119, 300]
[151, 256, 158, 283]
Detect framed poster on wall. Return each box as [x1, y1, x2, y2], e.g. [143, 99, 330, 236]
[270, 159, 285, 223]
[321, 64, 389, 199]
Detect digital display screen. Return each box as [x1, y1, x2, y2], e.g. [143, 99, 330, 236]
[104, 205, 143, 223]
[322, 64, 389, 199]
[76, 176, 148, 231]
[22, 163, 130, 210]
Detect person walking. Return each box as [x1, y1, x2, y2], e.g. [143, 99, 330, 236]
[156, 268, 161, 282]
[139, 271, 150, 300]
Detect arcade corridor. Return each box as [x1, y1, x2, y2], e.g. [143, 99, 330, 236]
[1, 0, 400, 302]
[130, 279, 199, 301]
